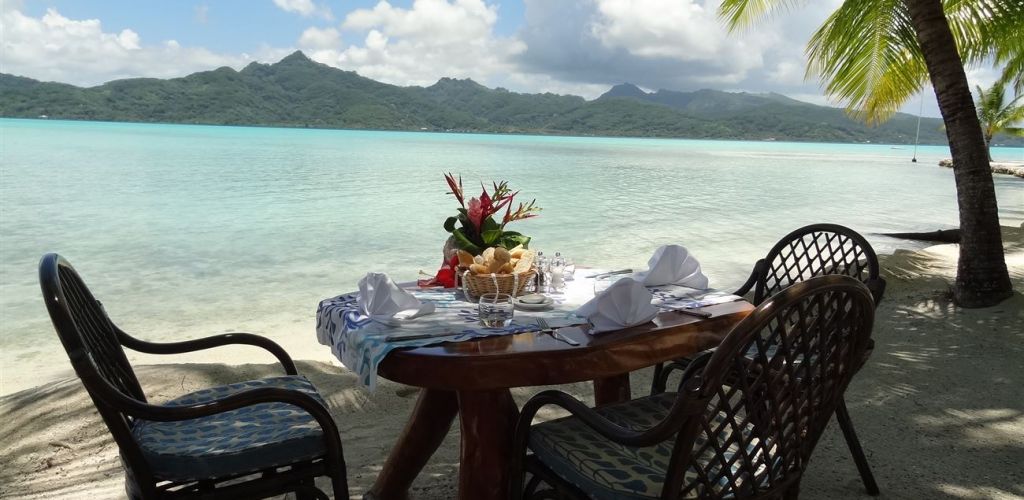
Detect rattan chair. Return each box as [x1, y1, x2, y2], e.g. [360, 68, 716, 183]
[511, 275, 875, 500]
[39, 253, 349, 499]
[652, 223, 884, 495]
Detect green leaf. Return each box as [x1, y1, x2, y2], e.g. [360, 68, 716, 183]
[451, 229, 482, 255]
[443, 216, 458, 233]
[500, 233, 531, 250]
[480, 217, 502, 245]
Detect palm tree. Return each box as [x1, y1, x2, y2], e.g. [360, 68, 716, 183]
[975, 76, 1024, 160]
[719, 0, 1021, 307]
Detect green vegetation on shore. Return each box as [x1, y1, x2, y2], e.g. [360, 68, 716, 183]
[2, 51, 1022, 145]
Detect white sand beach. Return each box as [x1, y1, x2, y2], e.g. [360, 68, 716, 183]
[2, 228, 1022, 499]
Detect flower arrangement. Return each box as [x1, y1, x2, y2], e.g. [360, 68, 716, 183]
[442, 172, 541, 255]
[421, 173, 541, 289]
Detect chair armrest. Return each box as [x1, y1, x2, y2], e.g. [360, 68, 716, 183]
[89, 375, 344, 454]
[84, 372, 347, 486]
[733, 259, 766, 298]
[651, 351, 714, 395]
[509, 387, 704, 498]
[117, 328, 297, 375]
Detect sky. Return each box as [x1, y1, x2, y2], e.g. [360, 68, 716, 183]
[0, 0, 1007, 118]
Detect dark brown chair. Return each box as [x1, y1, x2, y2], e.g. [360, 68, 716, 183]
[652, 223, 884, 495]
[39, 253, 348, 499]
[511, 275, 875, 500]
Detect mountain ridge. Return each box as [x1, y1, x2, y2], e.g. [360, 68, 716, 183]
[3, 50, 1019, 145]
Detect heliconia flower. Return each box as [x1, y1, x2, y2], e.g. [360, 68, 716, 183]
[444, 172, 464, 207]
[478, 189, 494, 223]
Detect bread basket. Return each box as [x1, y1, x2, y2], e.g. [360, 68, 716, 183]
[460, 267, 536, 299]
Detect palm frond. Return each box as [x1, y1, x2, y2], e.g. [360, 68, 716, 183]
[997, 53, 1023, 95]
[806, 0, 926, 123]
[718, 0, 807, 31]
[945, 0, 1024, 65]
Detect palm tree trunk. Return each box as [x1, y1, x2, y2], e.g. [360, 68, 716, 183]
[905, 0, 1012, 307]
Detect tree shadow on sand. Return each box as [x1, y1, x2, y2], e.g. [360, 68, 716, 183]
[800, 245, 1024, 499]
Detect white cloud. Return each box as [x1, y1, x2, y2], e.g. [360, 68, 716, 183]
[513, 0, 859, 105]
[298, 26, 340, 49]
[272, 0, 333, 20]
[591, 0, 757, 68]
[297, 26, 343, 65]
[296, 0, 528, 88]
[0, 8, 259, 86]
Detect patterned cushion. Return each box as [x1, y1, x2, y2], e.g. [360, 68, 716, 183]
[528, 392, 772, 500]
[132, 375, 329, 481]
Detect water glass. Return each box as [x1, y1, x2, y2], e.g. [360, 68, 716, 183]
[563, 257, 576, 281]
[593, 274, 629, 296]
[478, 293, 514, 327]
[548, 262, 566, 292]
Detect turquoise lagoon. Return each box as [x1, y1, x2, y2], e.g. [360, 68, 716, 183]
[2, 118, 1022, 390]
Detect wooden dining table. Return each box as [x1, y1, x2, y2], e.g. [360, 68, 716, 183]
[363, 299, 754, 500]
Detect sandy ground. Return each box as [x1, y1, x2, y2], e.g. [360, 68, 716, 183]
[2, 228, 1022, 500]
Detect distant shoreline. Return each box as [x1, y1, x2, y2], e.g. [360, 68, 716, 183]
[9, 115, 1024, 151]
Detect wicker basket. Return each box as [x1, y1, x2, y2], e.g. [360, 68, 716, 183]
[459, 267, 536, 299]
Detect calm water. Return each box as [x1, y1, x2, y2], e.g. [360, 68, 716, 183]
[2, 118, 1022, 387]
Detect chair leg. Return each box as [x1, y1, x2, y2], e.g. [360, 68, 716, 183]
[783, 484, 800, 500]
[651, 362, 667, 394]
[328, 472, 348, 500]
[836, 399, 880, 496]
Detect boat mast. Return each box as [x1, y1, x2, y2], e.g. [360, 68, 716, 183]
[911, 93, 923, 163]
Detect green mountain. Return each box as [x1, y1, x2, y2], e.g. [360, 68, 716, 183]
[3, 51, 1018, 145]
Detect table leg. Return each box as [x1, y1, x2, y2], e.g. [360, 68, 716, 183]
[366, 389, 459, 500]
[593, 373, 631, 406]
[456, 389, 519, 500]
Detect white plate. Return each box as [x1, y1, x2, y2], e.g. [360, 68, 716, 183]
[513, 295, 554, 310]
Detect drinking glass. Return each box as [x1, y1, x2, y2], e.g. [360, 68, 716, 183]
[548, 260, 566, 292]
[563, 257, 576, 281]
[478, 293, 514, 327]
[593, 274, 629, 296]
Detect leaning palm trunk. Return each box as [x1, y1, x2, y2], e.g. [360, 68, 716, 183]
[905, 0, 1012, 306]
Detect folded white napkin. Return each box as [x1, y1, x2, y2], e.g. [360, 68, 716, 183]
[576, 278, 660, 334]
[633, 244, 709, 288]
[357, 272, 435, 324]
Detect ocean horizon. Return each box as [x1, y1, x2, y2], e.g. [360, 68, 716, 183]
[2, 117, 1021, 393]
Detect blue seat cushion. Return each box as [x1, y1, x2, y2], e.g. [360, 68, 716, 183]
[528, 392, 773, 499]
[132, 375, 329, 482]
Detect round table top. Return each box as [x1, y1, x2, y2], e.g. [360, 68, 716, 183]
[377, 300, 754, 390]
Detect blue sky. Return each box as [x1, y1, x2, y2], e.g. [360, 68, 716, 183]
[3, 0, 1000, 117]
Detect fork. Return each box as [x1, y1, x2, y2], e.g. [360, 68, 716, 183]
[537, 318, 579, 346]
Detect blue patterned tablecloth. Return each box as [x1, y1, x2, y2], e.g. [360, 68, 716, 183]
[315, 272, 738, 389]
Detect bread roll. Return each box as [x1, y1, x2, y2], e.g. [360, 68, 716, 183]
[494, 247, 511, 263]
[457, 250, 475, 267]
[513, 251, 535, 273]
